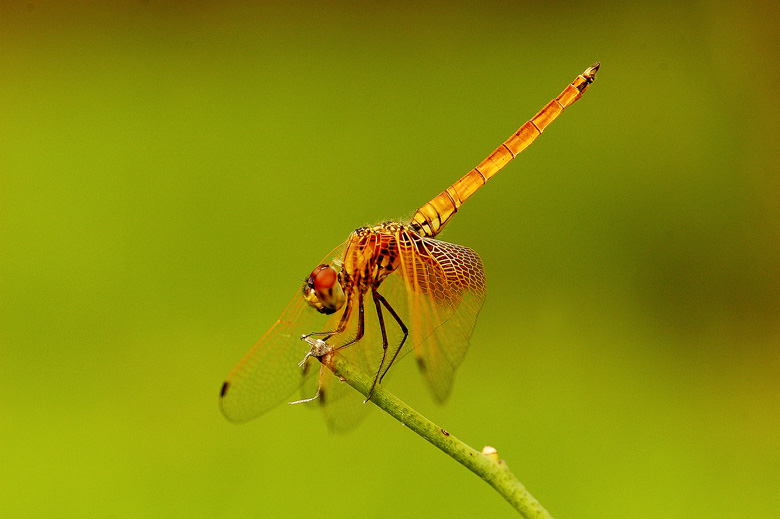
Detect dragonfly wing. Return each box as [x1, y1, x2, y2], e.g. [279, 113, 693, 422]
[296, 356, 371, 433]
[220, 242, 348, 424]
[319, 364, 372, 432]
[220, 296, 321, 423]
[396, 233, 486, 402]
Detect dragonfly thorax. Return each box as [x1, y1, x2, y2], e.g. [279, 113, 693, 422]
[341, 223, 408, 290]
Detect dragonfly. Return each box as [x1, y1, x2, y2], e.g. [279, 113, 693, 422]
[220, 63, 600, 428]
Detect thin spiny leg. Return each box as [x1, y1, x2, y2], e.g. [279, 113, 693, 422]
[332, 291, 365, 350]
[365, 287, 391, 401]
[375, 291, 409, 384]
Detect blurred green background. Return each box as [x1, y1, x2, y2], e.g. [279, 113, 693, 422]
[2, 1, 778, 517]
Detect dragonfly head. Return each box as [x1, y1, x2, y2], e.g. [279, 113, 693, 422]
[302, 264, 345, 315]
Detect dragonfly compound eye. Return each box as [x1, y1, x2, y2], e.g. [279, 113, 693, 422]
[302, 265, 345, 314]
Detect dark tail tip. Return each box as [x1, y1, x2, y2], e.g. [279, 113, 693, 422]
[583, 62, 601, 81]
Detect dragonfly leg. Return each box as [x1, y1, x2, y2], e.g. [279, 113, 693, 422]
[331, 291, 366, 350]
[374, 291, 408, 385]
[301, 287, 354, 341]
[365, 288, 391, 402]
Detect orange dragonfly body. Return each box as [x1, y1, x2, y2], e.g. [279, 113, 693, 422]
[220, 63, 600, 428]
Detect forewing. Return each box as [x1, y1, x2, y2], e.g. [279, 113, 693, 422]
[397, 232, 486, 402]
[219, 243, 346, 423]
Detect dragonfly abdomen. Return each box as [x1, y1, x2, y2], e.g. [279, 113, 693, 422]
[409, 62, 600, 238]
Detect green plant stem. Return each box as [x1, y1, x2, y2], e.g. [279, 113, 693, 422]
[321, 352, 554, 519]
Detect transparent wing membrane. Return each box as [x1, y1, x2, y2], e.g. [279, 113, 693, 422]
[397, 232, 486, 401]
[219, 295, 319, 423]
[219, 243, 347, 423]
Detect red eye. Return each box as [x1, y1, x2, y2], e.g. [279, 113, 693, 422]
[313, 266, 338, 291]
[304, 264, 345, 313]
